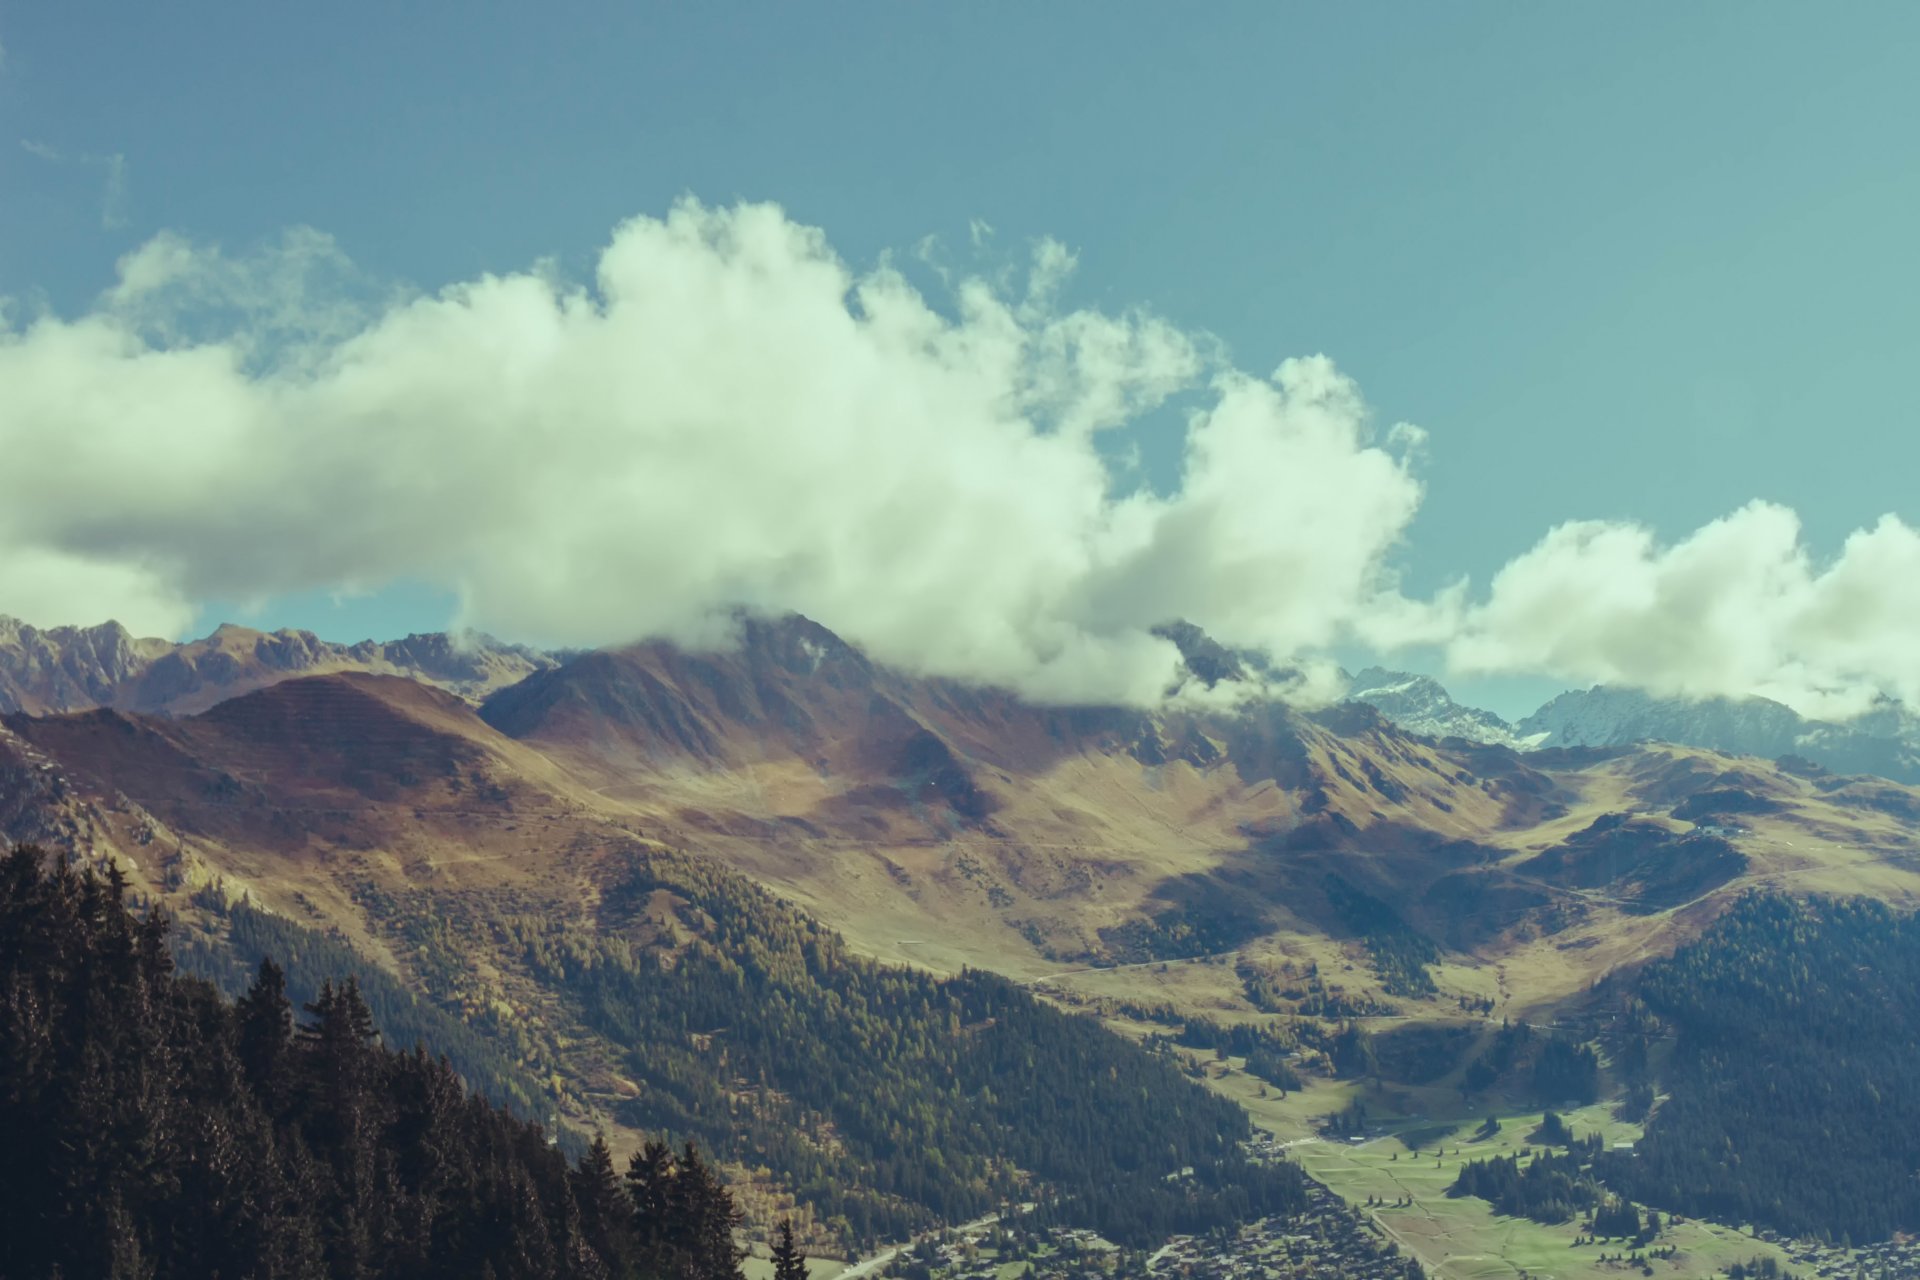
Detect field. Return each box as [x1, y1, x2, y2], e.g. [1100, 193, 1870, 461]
[1198, 1056, 1795, 1280]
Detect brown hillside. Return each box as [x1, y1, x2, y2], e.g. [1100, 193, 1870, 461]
[10, 616, 1920, 1050]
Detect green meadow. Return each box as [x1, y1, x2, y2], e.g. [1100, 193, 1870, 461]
[1200, 1058, 1796, 1280]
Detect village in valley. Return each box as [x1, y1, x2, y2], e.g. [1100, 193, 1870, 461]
[873, 1180, 1424, 1280]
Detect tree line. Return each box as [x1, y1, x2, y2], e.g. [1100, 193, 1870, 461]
[0, 843, 763, 1280]
[1601, 892, 1920, 1242]
[509, 848, 1297, 1249]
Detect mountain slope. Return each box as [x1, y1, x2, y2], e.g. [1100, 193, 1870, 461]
[0, 670, 1306, 1250]
[464, 619, 1920, 1011]
[0, 844, 712, 1280]
[0, 615, 556, 715]
[10, 617, 1920, 1252]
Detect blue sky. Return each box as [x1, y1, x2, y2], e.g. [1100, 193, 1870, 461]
[4, 4, 1918, 716]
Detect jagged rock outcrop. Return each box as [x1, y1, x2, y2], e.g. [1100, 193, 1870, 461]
[0, 615, 556, 716]
[1343, 666, 1542, 749]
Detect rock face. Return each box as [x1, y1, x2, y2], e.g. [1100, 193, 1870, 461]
[1344, 667, 1543, 750]
[0, 618, 173, 714]
[1518, 686, 1920, 785]
[0, 615, 556, 716]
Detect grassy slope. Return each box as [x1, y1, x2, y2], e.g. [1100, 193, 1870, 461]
[1205, 1062, 1794, 1280]
[16, 675, 1920, 1270]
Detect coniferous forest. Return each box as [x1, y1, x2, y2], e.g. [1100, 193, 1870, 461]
[0, 843, 751, 1280]
[511, 849, 1302, 1248]
[0, 840, 1311, 1274]
[1601, 893, 1920, 1242]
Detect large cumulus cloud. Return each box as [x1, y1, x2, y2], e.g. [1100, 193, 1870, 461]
[12, 200, 1916, 719]
[0, 200, 1425, 706]
[1447, 502, 1920, 720]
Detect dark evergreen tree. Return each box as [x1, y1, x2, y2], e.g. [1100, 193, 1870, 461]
[238, 956, 295, 1115]
[1603, 892, 1920, 1241]
[574, 1135, 635, 1276]
[0, 844, 756, 1280]
[771, 1218, 807, 1280]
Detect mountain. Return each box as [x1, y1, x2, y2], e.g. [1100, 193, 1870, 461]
[1518, 685, 1920, 784]
[0, 615, 558, 715]
[1342, 665, 1920, 788]
[0, 664, 1309, 1251]
[1343, 666, 1544, 749]
[12, 613, 1920, 1263]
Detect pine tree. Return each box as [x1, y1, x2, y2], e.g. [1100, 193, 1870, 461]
[3, 845, 761, 1280]
[772, 1218, 808, 1280]
[238, 957, 295, 1114]
[627, 1136, 676, 1270]
[669, 1142, 744, 1280]
[575, 1134, 635, 1275]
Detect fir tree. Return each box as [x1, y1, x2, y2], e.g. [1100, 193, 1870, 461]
[772, 1218, 808, 1280]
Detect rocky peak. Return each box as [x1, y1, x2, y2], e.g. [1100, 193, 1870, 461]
[0, 615, 555, 717]
[0, 616, 166, 714]
[1344, 666, 1538, 749]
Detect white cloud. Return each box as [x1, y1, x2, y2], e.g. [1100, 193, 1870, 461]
[16, 199, 1914, 719]
[0, 548, 194, 640]
[0, 200, 1427, 706]
[1446, 502, 1920, 719]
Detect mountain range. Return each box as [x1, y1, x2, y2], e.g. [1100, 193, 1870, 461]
[12, 613, 1920, 789]
[0, 615, 556, 716]
[8, 608, 1920, 1264]
[1345, 663, 1920, 785]
[8, 609, 1919, 996]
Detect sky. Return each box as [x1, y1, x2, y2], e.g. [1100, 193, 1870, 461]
[3, 4, 1919, 719]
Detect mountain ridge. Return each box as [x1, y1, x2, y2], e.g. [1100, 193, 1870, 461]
[1342, 664, 1920, 787]
[19, 610, 1920, 793]
[0, 614, 557, 716]
[11, 613, 1920, 1267]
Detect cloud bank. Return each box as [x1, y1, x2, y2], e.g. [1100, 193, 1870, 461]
[3, 199, 1917, 717]
[1447, 503, 1920, 720]
[0, 201, 1423, 706]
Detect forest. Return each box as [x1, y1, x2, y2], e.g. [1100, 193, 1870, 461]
[1448, 1126, 1663, 1246]
[1321, 874, 1437, 998]
[1458, 1020, 1599, 1104]
[509, 848, 1301, 1248]
[150, 838, 1307, 1255]
[175, 888, 557, 1130]
[0, 843, 756, 1280]
[1602, 892, 1920, 1242]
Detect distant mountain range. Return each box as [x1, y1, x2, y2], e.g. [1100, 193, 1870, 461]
[1342, 664, 1920, 785]
[10, 612, 1920, 787]
[0, 615, 556, 716]
[1342, 667, 1545, 750]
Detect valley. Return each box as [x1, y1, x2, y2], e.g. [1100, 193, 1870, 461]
[8, 614, 1920, 1274]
